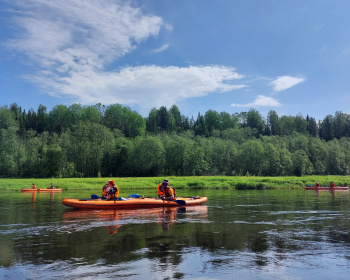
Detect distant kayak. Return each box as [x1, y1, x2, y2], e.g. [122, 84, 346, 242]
[21, 188, 62, 192]
[304, 186, 349, 190]
[62, 196, 208, 209]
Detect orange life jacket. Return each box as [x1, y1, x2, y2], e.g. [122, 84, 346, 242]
[330, 182, 335, 188]
[157, 183, 176, 198]
[157, 183, 164, 196]
[159, 186, 176, 199]
[108, 185, 119, 198]
[102, 185, 108, 197]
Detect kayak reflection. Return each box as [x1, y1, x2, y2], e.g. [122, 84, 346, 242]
[63, 205, 208, 234]
[20, 190, 56, 205]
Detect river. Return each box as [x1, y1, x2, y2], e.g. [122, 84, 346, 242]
[1, 188, 350, 280]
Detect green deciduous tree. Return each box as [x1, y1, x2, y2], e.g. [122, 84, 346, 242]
[41, 145, 66, 177]
[238, 140, 265, 175]
[132, 136, 165, 176]
[291, 150, 313, 176]
[68, 122, 115, 177]
[48, 105, 71, 134]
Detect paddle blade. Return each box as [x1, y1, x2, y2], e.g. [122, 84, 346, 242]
[174, 199, 186, 205]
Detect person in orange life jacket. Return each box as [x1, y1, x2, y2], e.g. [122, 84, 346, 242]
[157, 179, 169, 197]
[330, 181, 335, 188]
[106, 180, 119, 200]
[159, 180, 176, 201]
[101, 184, 109, 200]
[31, 183, 36, 189]
[315, 182, 320, 188]
[47, 183, 54, 189]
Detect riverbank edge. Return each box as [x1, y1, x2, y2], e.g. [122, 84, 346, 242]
[1, 176, 349, 191]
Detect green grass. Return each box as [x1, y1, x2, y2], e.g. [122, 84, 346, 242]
[1, 175, 349, 191]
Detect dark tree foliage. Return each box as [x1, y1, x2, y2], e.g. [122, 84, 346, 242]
[194, 113, 207, 136]
[246, 109, 265, 137]
[306, 115, 318, 137]
[1, 103, 350, 178]
[319, 115, 334, 141]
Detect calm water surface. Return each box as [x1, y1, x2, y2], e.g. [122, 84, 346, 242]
[1, 188, 350, 280]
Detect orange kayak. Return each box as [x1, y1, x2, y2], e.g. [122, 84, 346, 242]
[21, 188, 63, 192]
[62, 196, 208, 209]
[304, 186, 349, 190]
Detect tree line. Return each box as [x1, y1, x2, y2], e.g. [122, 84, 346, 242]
[1, 103, 350, 178]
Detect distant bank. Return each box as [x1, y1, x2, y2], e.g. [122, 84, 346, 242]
[1, 176, 349, 191]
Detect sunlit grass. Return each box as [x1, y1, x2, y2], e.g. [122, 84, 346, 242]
[1, 175, 349, 191]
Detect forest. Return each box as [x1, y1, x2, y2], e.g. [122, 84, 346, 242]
[1, 103, 350, 178]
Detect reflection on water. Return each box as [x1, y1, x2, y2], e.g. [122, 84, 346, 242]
[1, 189, 350, 279]
[62, 206, 208, 234]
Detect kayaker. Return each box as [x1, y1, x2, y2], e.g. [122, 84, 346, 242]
[47, 183, 54, 189]
[31, 183, 36, 189]
[315, 182, 320, 188]
[330, 181, 335, 188]
[101, 184, 108, 199]
[159, 181, 176, 201]
[157, 179, 169, 197]
[106, 180, 119, 200]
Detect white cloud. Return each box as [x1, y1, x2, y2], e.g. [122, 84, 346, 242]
[164, 23, 173, 31]
[32, 65, 246, 114]
[151, 44, 170, 53]
[269, 76, 305, 92]
[231, 95, 281, 107]
[9, 0, 163, 70]
[8, 0, 246, 113]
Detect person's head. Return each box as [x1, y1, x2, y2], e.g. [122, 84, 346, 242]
[108, 180, 114, 186]
[162, 179, 169, 185]
[162, 181, 168, 188]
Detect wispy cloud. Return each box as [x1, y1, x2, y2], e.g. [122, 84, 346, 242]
[32, 65, 246, 114]
[231, 95, 281, 108]
[269, 76, 305, 92]
[8, 0, 163, 69]
[7, 0, 245, 112]
[151, 44, 169, 53]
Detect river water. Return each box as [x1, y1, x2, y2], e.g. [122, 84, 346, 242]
[1, 188, 350, 280]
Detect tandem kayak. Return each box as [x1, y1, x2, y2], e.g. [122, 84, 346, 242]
[304, 186, 349, 190]
[21, 188, 63, 192]
[62, 196, 208, 209]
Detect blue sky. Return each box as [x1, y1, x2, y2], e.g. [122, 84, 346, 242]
[1, 0, 350, 120]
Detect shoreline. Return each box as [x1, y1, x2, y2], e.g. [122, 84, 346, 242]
[1, 175, 349, 190]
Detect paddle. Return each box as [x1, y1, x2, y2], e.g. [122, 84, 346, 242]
[174, 199, 186, 205]
[130, 193, 186, 205]
[161, 197, 186, 205]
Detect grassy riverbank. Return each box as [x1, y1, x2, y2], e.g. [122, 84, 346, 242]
[1, 176, 349, 191]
